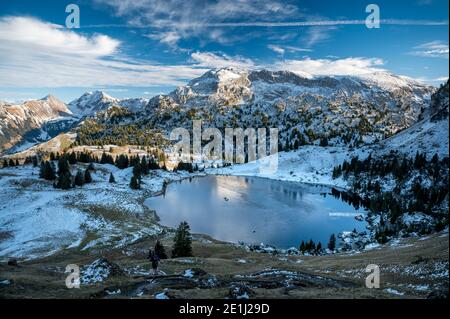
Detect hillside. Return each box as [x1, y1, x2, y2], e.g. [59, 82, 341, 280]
[0, 96, 76, 154]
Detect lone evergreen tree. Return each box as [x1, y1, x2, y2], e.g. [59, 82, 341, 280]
[32, 156, 38, 167]
[132, 162, 142, 179]
[154, 240, 168, 259]
[109, 172, 116, 183]
[172, 221, 193, 258]
[84, 169, 92, 183]
[141, 157, 149, 175]
[129, 175, 140, 189]
[74, 170, 84, 187]
[328, 233, 336, 251]
[299, 240, 305, 253]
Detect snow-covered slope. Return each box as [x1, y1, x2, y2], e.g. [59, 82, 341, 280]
[0, 95, 76, 154]
[0, 163, 197, 260]
[211, 146, 370, 188]
[372, 80, 449, 158]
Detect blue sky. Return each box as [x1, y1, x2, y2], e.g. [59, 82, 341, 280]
[0, 0, 448, 102]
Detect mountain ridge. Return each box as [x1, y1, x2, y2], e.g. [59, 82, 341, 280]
[0, 68, 441, 155]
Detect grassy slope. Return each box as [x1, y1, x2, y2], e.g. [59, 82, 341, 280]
[0, 230, 447, 299]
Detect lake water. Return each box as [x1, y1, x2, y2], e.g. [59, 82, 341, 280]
[145, 175, 367, 248]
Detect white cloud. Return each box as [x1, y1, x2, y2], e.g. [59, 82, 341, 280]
[284, 46, 313, 53]
[267, 45, 285, 55]
[0, 16, 431, 91]
[302, 26, 337, 47]
[190, 52, 255, 69]
[94, 0, 301, 44]
[0, 16, 207, 88]
[0, 16, 120, 56]
[190, 53, 388, 78]
[268, 44, 312, 55]
[272, 57, 386, 76]
[145, 31, 182, 47]
[415, 76, 449, 84]
[409, 41, 449, 58]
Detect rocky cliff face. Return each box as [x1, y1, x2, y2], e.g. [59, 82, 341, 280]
[0, 95, 75, 154]
[430, 80, 449, 122]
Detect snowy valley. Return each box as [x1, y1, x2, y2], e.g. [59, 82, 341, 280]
[0, 69, 448, 299]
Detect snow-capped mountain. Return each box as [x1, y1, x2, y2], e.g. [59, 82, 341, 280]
[166, 68, 431, 106]
[143, 68, 434, 147]
[68, 91, 118, 117]
[68, 90, 148, 118]
[0, 95, 76, 154]
[0, 68, 439, 155]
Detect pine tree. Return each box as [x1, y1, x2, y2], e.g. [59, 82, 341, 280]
[284, 138, 290, 152]
[316, 242, 322, 253]
[129, 175, 140, 189]
[57, 157, 70, 176]
[9, 159, 15, 167]
[115, 154, 129, 169]
[109, 172, 116, 183]
[299, 240, 305, 253]
[100, 152, 114, 165]
[32, 156, 38, 167]
[332, 165, 342, 179]
[141, 157, 149, 175]
[40, 161, 56, 180]
[319, 137, 328, 147]
[2, 159, 7, 168]
[172, 221, 193, 258]
[55, 172, 72, 189]
[67, 152, 77, 165]
[148, 157, 159, 170]
[39, 162, 45, 178]
[307, 239, 316, 252]
[293, 139, 299, 150]
[328, 234, 336, 251]
[154, 240, 168, 259]
[84, 169, 92, 183]
[74, 170, 84, 186]
[132, 162, 142, 179]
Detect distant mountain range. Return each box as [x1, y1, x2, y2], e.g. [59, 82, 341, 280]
[0, 68, 442, 155]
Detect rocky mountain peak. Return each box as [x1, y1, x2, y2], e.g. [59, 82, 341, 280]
[68, 90, 118, 117]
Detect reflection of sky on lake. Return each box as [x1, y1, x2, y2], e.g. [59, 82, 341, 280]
[145, 176, 367, 248]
